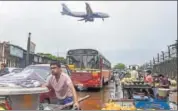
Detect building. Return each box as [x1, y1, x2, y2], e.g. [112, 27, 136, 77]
[0, 41, 9, 65]
[0, 42, 59, 68]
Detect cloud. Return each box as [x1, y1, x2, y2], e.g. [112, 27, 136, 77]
[0, 1, 177, 65]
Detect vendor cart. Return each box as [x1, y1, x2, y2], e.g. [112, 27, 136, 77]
[122, 81, 153, 99]
[0, 86, 48, 110]
[121, 82, 171, 110]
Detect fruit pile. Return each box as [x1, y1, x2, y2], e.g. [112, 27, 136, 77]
[120, 78, 146, 85]
[155, 79, 177, 87]
[169, 79, 177, 86]
[101, 102, 136, 110]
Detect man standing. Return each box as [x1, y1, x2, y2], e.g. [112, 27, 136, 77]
[144, 70, 153, 84]
[0, 63, 9, 76]
[43, 62, 79, 109]
[130, 67, 138, 80]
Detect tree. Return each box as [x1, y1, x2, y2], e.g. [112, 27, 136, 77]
[37, 53, 66, 64]
[114, 63, 126, 69]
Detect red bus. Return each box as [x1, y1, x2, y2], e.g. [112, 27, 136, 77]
[66, 49, 111, 89]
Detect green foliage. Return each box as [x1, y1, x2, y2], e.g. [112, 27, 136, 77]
[114, 63, 126, 69]
[37, 53, 66, 64]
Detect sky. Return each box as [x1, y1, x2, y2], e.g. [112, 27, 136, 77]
[0, 1, 177, 66]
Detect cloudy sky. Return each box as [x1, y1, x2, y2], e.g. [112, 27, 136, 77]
[0, 1, 177, 66]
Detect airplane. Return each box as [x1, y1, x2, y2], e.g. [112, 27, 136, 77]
[61, 3, 110, 22]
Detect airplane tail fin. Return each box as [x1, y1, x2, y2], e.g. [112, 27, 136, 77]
[61, 3, 71, 15]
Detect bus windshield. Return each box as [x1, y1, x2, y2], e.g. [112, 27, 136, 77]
[67, 55, 99, 69]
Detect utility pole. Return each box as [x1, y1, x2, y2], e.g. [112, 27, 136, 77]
[161, 51, 165, 61]
[157, 53, 160, 63]
[26, 32, 31, 66]
[168, 45, 171, 58]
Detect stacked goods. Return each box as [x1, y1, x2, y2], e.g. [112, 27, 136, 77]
[154, 79, 176, 87]
[120, 77, 135, 85]
[101, 102, 136, 110]
[169, 79, 177, 86]
[120, 78, 147, 85]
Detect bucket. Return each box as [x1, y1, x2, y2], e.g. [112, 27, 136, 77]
[158, 88, 170, 97]
[9, 94, 40, 110]
[0, 87, 48, 110]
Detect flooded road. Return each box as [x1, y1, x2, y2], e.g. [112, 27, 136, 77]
[77, 82, 117, 110]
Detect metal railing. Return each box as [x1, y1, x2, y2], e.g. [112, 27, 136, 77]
[141, 40, 177, 79]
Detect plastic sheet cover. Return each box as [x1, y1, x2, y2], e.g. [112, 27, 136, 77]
[0, 69, 46, 88]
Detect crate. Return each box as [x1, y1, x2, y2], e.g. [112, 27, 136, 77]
[135, 100, 170, 110]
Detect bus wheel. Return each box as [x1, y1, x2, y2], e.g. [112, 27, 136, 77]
[105, 79, 109, 85]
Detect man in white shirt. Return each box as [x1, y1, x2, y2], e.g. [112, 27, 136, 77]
[130, 67, 138, 79]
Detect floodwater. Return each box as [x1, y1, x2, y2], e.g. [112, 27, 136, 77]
[77, 82, 116, 110]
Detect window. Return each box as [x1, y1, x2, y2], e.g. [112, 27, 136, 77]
[102, 59, 111, 69]
[67, 55, 99, 69]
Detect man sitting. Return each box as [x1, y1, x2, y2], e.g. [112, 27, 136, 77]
[158, 74, 170, 89]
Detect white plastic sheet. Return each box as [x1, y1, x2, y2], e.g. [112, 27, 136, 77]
[0, 69, 46, 88]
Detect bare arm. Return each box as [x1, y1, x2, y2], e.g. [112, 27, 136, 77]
[65, 74, 79, 105]
[42, 76, 52, 89]
[69, 83, 78, 103]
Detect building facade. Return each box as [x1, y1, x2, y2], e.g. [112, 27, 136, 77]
[0, 42, 59, 68]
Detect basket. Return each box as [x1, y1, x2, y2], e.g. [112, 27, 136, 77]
[158, 88, 170, 97]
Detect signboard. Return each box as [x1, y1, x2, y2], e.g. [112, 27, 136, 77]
[30, 41, 36, 54]
[10, 45, 23, 58]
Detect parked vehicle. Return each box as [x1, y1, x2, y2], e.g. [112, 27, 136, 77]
[7, 67, 23, 73]
[23, 64, 71, 104]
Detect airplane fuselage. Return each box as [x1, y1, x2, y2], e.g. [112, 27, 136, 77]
[65, 11, 109, 19]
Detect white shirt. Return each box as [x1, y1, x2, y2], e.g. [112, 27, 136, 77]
[130, 70, 139, 79]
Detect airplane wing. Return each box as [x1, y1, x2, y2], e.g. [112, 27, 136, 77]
[85, 3, 93, 16]
[78, 18, 86, 21]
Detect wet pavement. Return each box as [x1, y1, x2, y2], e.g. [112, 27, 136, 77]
[76, 78, 178, 110]
[77, 81, 122, 110]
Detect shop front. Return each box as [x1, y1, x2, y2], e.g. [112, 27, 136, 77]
[7, 44, 25, 68]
